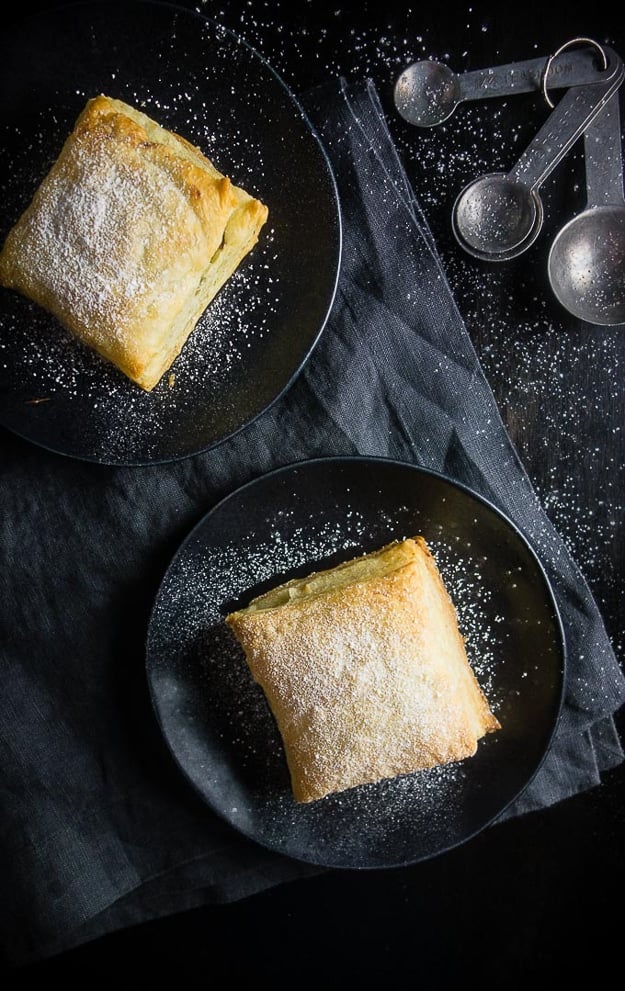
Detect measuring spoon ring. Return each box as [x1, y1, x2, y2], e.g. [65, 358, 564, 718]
[394, 43, 608, 128]
[548, 93, 625, 324]
[451, 47, 624, 262]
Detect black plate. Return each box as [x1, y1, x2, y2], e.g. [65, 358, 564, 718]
[146, 457, 565, 870]
[0, 1, 341, 465]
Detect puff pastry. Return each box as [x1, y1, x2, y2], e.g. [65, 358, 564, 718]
[226, 536, 500, 803]
[0, 95, 268, 390]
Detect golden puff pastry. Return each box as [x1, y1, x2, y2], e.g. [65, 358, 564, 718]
[0, 95, 268, 390]
[226, 536, 500, 803]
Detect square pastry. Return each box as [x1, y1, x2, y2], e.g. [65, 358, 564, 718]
[226, 536, 500, 803]
[0, 95, 268, 390]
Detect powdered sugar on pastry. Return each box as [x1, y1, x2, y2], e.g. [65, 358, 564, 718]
[0, 94, 269, 392]
[226, 536, 500, 803]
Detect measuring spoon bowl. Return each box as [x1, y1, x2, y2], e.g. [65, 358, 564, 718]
[395, 60, 459, 127]
[451, 174, 543, 260]
[548, 94, 625, 324]
[548, 206, 625, 323]
[394, 46, 609, 127]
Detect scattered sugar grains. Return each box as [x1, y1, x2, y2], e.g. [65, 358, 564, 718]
[189, 1, 623, 656]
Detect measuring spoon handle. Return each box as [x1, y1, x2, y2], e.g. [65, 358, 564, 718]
[456, 47, 607, 101]
[583, 93, 625, 206]
[508, 47, 624, 191]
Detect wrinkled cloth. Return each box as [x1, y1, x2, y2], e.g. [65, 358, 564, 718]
[1, 77, 623, 967]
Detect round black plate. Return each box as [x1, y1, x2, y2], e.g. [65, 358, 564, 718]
[0, 1, 341, 465]
[146, 457, 565, 870]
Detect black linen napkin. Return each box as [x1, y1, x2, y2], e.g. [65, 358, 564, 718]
[1, 77, 624, 967]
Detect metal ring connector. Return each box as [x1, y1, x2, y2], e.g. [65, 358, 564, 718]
[541, 36, 608, 108]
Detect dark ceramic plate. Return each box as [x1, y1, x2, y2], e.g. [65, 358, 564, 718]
[146, 457, 565, 870]
[0, 1, 340, 465]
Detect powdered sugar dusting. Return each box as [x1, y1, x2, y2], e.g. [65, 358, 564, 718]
[9, 133, 191, 339]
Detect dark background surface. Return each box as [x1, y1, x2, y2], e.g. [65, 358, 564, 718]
[3, 0, 624, 982]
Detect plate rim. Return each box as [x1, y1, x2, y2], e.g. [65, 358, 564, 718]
[145, 454, 567, 870]
[0, 0, 343, 466]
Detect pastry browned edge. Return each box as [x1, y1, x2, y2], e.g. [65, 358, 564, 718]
[226, 536, 500, 803]
[0, 95, 268, 391]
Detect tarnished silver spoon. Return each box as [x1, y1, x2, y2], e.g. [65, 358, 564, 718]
[394, 46, 608, 128]
[451, 46, 624, 262]
[548, 93, 625, 325]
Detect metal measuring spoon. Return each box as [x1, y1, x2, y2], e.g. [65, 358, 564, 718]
[451, 46, 624, 262]
[394, 47, 607, 128]
[548, 94, 625, 324]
